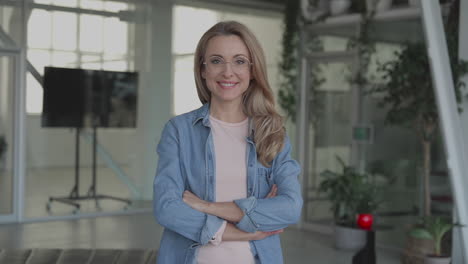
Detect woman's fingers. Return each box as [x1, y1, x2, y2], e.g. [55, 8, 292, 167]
[253, 228, 284, 240]
[266, 184, 278, 198]
[183, 190, 193, 201]
[268, 229, 283, 235]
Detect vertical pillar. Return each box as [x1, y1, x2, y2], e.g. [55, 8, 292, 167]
[421, 2, 468, 262]
[132, 0, 173, 200]
[452, 0, 468, 262]
[296, 27, 309, 228]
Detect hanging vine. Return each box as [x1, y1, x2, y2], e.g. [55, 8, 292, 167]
[347, 3, 376, 88]
[278, 0, 376, 122]
[278, 0, 300, 122]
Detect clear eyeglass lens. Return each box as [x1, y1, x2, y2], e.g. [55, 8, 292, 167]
[205, 57, 251, 73]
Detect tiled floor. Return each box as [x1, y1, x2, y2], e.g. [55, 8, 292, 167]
[0, 213, 402, 264]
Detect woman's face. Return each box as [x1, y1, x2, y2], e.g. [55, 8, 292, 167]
[202, 35, 252, 107]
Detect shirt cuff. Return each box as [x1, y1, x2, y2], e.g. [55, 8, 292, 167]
[209, 220, 227, 246]
[234, 196, 259, 233]
[200, 214, 225, 245]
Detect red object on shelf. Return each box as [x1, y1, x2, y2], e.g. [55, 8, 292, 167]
[357, 214, 373, 230]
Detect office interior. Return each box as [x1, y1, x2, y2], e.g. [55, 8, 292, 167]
[1, 0, 468, 263]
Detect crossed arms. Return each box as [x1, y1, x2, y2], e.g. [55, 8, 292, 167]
[153, 121, 302, 245]
[182, 185, 282, 242]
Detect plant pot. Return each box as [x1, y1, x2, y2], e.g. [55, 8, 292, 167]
[424, 255, 451, 264]
[366, 0, 393, 13]
[334, 225, 367, 250]
[330, 0, 351, 16]
[401, 236, 434, 264]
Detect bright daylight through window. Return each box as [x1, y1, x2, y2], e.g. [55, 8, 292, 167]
[27, 0, 132, 114]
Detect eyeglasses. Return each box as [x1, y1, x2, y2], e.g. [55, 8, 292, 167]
[203, 56, 252, 74]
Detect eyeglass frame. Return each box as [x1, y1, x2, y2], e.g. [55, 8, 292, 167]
[202, 56, 253, 73]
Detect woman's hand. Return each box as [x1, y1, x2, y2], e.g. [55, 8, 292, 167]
[265, 184, 277, 198]
[250, 229, 284, 240]
[223, 222, 284, 242]
[183, 190, 210, 213]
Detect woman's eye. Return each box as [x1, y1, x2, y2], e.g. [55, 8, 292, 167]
[210, 58, 223, 64]
[235, 59, 247, 65]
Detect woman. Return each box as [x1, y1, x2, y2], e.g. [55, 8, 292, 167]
[153, 21, 302, 264]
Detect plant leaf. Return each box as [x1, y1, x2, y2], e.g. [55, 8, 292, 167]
[409, 228, 433, 240]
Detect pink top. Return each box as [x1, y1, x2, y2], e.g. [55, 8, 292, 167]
[196, 116, 255, 264]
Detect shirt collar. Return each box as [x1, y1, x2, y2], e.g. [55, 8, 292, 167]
[192, 103, 255, 136]
[192, 103, 210, 127]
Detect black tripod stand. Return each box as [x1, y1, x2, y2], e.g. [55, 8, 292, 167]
[46, 126, 132, 214]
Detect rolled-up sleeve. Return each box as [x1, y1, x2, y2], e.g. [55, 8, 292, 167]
[153, 120, 224, 245]
[234, 136, 303, 233]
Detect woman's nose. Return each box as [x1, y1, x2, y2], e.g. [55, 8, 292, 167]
[221, 62, 235, 76]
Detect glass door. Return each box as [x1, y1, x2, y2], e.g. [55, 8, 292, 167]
[300, 51, 359, 231]
[0, 50, 21, 223]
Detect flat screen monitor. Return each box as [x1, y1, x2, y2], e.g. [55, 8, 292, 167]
[42, 67, 138, 128]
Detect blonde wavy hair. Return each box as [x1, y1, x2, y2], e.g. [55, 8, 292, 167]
[194, 21, 285, 167]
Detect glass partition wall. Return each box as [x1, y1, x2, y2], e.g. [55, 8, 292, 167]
[21, 1, 283, 219]
[299, 10, 454, 249]
[0, 0, 25, 223]
[302, 52, 356, 228]
[23, 0, 153, 219]
[1, 0, 284, 222]
[0, 52, 20, 222]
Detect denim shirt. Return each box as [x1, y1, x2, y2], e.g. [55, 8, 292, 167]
[153, 104, 303, 264]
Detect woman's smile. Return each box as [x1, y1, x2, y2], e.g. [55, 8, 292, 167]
[202, 35, 251, 106]
[218, 81, 239, 89]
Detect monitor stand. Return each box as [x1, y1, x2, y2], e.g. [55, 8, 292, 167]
[46, 126, 132, 214]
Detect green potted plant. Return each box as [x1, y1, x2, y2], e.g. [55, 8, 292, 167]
[369, 1, 467, 263]
[409, 216, 459, 264]
[319, 156, 381, 250]
[370, 40, 468, 217]
[369, 0, 468, 218]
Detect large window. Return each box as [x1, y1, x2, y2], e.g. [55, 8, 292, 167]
[171, 5, 282, 116]
[27, 0, 133, 114]
[172, 6, 218, 116]
[23, 0, 145, 219]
